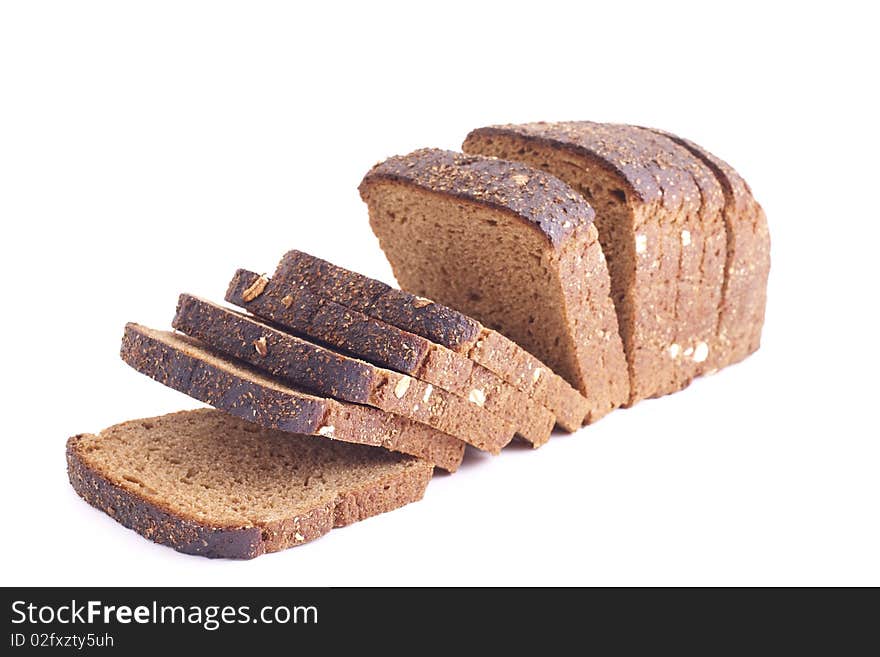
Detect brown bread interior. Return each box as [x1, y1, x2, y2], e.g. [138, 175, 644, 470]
[69, 409, 432, 554]
[462, 136, 641, 395]
[364, 183, 587, 392]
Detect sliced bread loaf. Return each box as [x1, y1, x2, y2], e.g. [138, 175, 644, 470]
[463, 122, 731, 403]
[643, 129, 770, 366]
[172, 294, 516, 451]
[226, 269, 556, 447]
[67, 409, 433, 558]
[272, 250, 591, 430]
[120, 323, 466, 470]
[358, 149, 629, 419]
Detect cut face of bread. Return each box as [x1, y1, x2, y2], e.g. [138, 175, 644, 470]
[171, 294, 516, 452]
[463, 123, 730, 403]
[120, 323, 466, 471]
[67, 409, 433, 559]
[359, 149, 629, 420]
[226, 269, 555, 447]
[272, 250, 591, 429]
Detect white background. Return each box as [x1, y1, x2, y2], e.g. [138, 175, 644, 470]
[1, 1, 877, 586]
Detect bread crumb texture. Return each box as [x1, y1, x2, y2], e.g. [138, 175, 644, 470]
[67, 409, 433, 559]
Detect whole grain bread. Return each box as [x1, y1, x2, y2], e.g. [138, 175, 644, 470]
[272, 250, 591, 430]
[120, 323, 466, 470]
[643, 129, 770, 366]
[463, 123, 730, 403]
[226, 269, 555, 447]
[172, 294, 515, 451]
[359, 149, 629, 420]
[67, 409, 433, 559]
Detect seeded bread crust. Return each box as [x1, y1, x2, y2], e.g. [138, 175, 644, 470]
[360, 148, 592, 247]
[359, 149, 629, 420]
[273, 250, 590, 430]
[120, 323, 466, 470]
[463, 122, 728, 403]
[227, 270, 555, 447]
[67, 410, 433, 559]
[465, 124, 678, 204]
[276, 250, 481, 349]
[645, 130, 770, 366]
[172, 294, 516, 451]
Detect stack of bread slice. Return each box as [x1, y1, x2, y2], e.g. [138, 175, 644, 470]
[68, 121, 768, 558]
[70, 253, 586, 558]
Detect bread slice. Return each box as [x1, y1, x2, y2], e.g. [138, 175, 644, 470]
[359, 148, 629, 420]
[172, 294, 516, 451]
[463, 123, 729, 403]
[226, 269, 555, 447]
[120, 323, 466, 471]
[643, 129, 770, 367]
[67, 409, 433, 559]
[272, 250, 590, 430]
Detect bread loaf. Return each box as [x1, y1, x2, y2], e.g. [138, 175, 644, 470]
[463, 122, 751, 402]
[643, 129, 770, 365]
[68, 117, 770, 560]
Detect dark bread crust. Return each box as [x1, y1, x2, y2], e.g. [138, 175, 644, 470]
[465, 124, 666, 205]
[666, 137, 756, 218]
[225, 269, 433, 377]
[227, 270, 552, 447]
[226, 269, 477, 398]
[274, 250, 590, 430]
[121, 323, 326, 434]
[275, 250, 482, 351]
[67, 412, 434, 559]
[173, 294, 376, 404]
[465, 122, 724, 225]
[359, 148, 596, 248]
[172, 295, 515, 452]
[119, 324, 466, 470]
